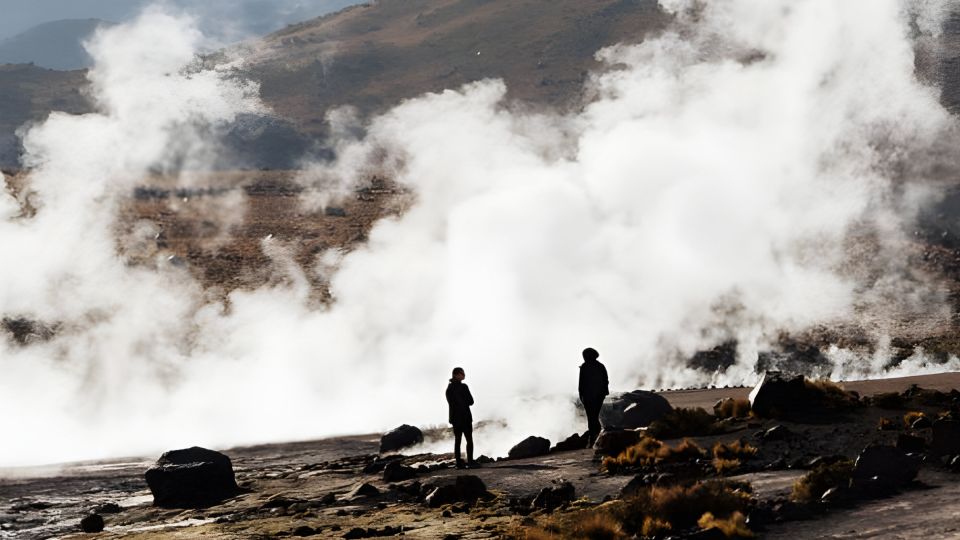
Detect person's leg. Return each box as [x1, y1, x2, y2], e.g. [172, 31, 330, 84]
[453, 426, 464, 465]
[585, 401, 602, 446]
[464, 425, 474, 464]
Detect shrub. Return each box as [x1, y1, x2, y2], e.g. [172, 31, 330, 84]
[804, 379, 859, 411]
[715, 398, 752, 419]
[647, 407, 718, 439]
[573, 513, 625, 540]
[713, 458, 742, 475]
[617, 481, 753, 534]
[641, 516, 672, 537]
[712, 440, 758, 461]
[791, 460, 854, 503]
[602, 437, 706, 472]
[698, 511, 754, 538]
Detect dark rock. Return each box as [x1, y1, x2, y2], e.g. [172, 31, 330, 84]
[688, 341, 737, 372]
[383, 462, 417, 482]
[79, 514, 104, 533]
[687, 526, 729, 540]
[912, 416, 933, 429]
[948, 455, 960, 472]
[425, 475, 490, 507]
[805, 455, 847, 469]
[293, 525, 316, 537]
[531, 481, 575, 511]
[144, 447, 239, 508]
[476, 455, 495, 464]
[748, 371, 854, 421]
[821, 485, 854, 506]
[508, 436, 551, 460]
[619, 475, 648, 498]
[344, 527, 367, 539]
[551, 432, 587, 452]
[379, 424, 424, 453]
[932, 419, 960, 456]
[94, 502, 121, 514]
[760, 425, 791, 441]
[897, 434, 927, 454]
[600, 390, 673, 429]
[593, 429, 642, 457]
[852, 445, 919, 489]
[318, 493, 336, 505]
[325, 207, 347, 217]
[748, 372, 808, 419]
[344, 482, 380, 500]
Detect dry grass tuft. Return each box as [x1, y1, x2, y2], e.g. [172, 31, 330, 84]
[712, 458, 742, 475]
[791, 460, 854, 503]
[712, 440, 758, 460]
[647, 407, 718, 439]
[602, 437, 706, 472]
[641, 516, 672, 537]
[878, 417, 900, 431]
[617, 480, 753, 534]
[904, 411, 927, 427]
[573, 513, 625, 540]
[698, 511, 754, 538]
[714, 398, 752, 419]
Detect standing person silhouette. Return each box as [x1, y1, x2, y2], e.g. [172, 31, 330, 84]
[446, 367, 476, 469]
[578, 347, 609, 447]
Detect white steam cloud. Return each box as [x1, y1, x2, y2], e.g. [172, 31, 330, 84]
[1, 0, 958, 466]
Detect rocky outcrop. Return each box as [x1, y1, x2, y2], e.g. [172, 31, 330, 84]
[379, 425, 424, 453]
[144, 447, 240, 508]
[600, 390, 673, 429]
[508, 436, 551, 459]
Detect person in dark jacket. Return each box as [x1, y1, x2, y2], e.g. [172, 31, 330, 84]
[446, 367, 476, 468]
[578, 347, 609, 446]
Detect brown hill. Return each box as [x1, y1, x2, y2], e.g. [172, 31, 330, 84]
[245, 0, 671, 133]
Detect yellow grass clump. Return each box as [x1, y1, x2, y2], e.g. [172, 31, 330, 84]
[904, 411, 927, 427]
[714, 398, 752, 419]
[601, 437, 706, 472]
[698, 511, 754, 538]
[791, 460, 854, 503]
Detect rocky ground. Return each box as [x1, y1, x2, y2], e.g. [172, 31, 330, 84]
[5, 373, 960, 539]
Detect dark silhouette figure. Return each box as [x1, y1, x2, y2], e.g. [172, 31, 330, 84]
[578, 347, 609, 447]
[446, 367, 476, 468]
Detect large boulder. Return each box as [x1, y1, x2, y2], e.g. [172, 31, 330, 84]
[508, 436, 551, 460]
[379, 425, 424, 453]
[749, 371, 856, 421]
[80, 514, 104, 533]
[852, 445, 919, 490]
[144, 447, 239, 508]
[600, 390, 673, 429]
[932, 419, 960, 456]
[748, 372, 809, 419]
[424, 475, 491, 507]
[551, 432, 588, 453]
[593, 429, 643, 457]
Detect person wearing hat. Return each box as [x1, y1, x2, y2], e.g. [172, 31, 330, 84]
[578, 347, 609, 446]
[446, 367, 477, 468]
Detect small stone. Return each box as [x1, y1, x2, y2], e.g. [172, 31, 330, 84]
[293, 525, 316, 537]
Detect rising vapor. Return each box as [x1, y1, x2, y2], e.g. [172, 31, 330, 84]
[0, 0, 958, 466]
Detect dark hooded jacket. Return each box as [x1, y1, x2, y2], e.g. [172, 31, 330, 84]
[578, 359, 609, 406]
[446, 379, 474, 428]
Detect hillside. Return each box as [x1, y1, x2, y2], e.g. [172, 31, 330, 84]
[245, 0, 671, 134]
[0, 19, 113, 70]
